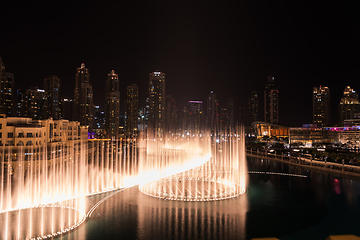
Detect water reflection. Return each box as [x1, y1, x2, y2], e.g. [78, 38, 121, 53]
[59, 156, 360, 240]
[136, 186, 248, 240]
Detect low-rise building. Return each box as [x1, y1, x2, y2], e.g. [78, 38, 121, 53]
[0, 115, 88, 174]
[0, 115, 87, 149]
[252, 121, 289, 139]
[289, 122, 360, 148]
[289, 127, 339, 147]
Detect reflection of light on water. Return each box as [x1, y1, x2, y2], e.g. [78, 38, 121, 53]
[136, 187, 248, 240]
[334, 178, 341, 195]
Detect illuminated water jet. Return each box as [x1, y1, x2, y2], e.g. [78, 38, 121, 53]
[139, 126, 247, 201]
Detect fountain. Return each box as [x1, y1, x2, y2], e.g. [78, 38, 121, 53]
[139, 126, 247, 201]
[0, 127, 247, 239]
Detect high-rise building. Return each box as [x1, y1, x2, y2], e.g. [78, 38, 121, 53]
[264, 74, 279, 123]
[0, 57, 6, 115]
[0, 57, 15, 116]
[338, 86, 360, 126]
[313, 85, 330, 127]
[226, 98, 234, 131]
[219, 99, 234, 133]
[126, 84, 139, 135]
[74, 63, 94, 132]
[187, 100, 203, 134]
[165, 95, 178, 134]
[61, 98, 74, 121]
[145, 97, 149, 126]
[138, 107, 147, 132]
[248, 90, 259, 123]
[104, 70, 120, 137]
[0, 57, 4, 82]
[23, 87, 48, 120]
[181, 106, 190, 135]
[148, 71, 165, 138]
[94, 105, 105, 138]
[238, 101, 249, 125]
[219, 107, 229, 133]
[206, 91, 219, 137]
[44, 75, 61, 120]
[16, 89, 24, 116]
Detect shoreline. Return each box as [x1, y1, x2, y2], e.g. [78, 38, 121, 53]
[246, 149, 360, 179]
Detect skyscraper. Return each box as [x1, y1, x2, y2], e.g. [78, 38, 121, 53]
[0, 57, 14, 116]
[148, 71, 165, 138]
[187, 100, 203, 134]
[248, 90, 259, 123]
[238, 101, 249, 125]
[206, 91, 219, 137]
[23, 87, 48, 120]
[44, 75, 61, 120]
[220, 98, 234, 133]
[264, 74, 279, 124]
[313, 85, 330, 127]
[74, 63, 94, 132]
[0, 57, 4, 82]
[0, 57, 6, 115]
[105, 70, 120, 137]
[94, 105, 105, 137]
[61, 98, 74, 121]
[126, 84, 139, 135]
[165, 95, 178, 134]
[16, 89, 24, 116]
[226, 98, 234, 131]
[338, 86, 360, 126]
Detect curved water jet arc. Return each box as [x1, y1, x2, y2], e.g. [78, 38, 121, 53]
[0, 205, 85, 240]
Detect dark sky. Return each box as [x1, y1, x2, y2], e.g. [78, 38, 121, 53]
[1, 1, 359, 126]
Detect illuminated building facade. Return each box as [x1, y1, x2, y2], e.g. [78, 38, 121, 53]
[74, 63, 94, 132]
[338, 86, 360, 126]
[44, 75, 61, 120]
[252, 121, 289, 139]
[23, 87, 48, 120]
[289, 120, 360, 148]
[148, 71, 165, 138]
[206, 91, 219, 137]
[264, 74, 279, 124]
[0, 57, 14, 116]
[313, 85, 330, 127]
[0, 115, 86, 148]
[104, 70, 120, 137]
[289, 127, 329, 147]
[126, 84, 139, 135]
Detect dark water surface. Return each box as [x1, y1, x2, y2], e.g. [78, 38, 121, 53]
[60, 157, 360, 240]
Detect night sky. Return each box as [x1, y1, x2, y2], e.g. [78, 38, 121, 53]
[1, 1, 359, 126]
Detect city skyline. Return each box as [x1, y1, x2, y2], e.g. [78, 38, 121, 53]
[4, 57, 360, 128]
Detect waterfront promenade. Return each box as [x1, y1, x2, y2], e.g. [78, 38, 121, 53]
[246, 148, 360, 178]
